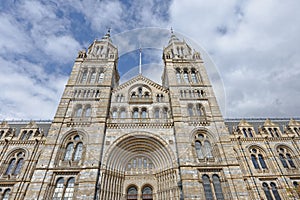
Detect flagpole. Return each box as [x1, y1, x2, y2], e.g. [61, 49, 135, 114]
[139, 48, 142, 75]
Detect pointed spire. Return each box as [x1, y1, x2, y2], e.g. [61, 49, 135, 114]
[101, 28, 112, 42]
[168, 27, 180, 44]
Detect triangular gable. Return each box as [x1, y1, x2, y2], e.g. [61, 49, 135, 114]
[237, 119, 253, 127]
[113, 74, 168, 94]
[263, 119, 278, 127]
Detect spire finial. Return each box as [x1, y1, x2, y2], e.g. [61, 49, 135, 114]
[171, 27, 174, 34]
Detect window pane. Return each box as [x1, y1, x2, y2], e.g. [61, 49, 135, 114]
[286, 153, 296, 168]
[263, 183, 273, 200]
[85, 107, 91, 117]
[279, 154, 288, 168]
[155, 109, 160, 119]
[64, 143, 74, 161]
[188, 106, 193, 116]
[64, 178, 75, 200]
[90, 71, 96, 83]
[74, 143, 83, 161]
[202, 175, 213, 200]
[195, 141, 204, 159]
[204, 140, 213, 158]
[5, 158, 16, 175]
[270, 182, 281, 200]
[258, 154, 267, 169]
[212, 175, 224, 200]
[98, 72, 104, 83]
[13, 158, 24, 175]
[53, 178, 64, 200]
[3, 189, 11, 200]
[251, 155, 260, 169]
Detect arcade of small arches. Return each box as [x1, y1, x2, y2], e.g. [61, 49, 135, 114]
[175, 67, 202, 84]
[78, 67, 105, 84]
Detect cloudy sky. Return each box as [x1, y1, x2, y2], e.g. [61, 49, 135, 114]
[0, 0, 299, 120]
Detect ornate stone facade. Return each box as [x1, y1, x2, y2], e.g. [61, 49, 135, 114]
[0, 31, 300, 200]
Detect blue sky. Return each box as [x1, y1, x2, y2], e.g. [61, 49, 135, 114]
[0, 0, 300, 120]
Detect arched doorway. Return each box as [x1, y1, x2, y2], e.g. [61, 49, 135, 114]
[142, 186, 153, 200]
[100, 134, 180, 199]
[127, 186, 138, 200]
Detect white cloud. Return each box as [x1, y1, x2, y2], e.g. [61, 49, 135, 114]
[170, 0, 300, 118]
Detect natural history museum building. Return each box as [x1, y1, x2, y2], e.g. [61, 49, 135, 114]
[0, 31, 300, 200]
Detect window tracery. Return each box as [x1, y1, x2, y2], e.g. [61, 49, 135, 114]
[52, 177, 75, 200]
[262, 182, 281, 200]
[202, 174, 224, 200]
[3, 151, 25, 176]
[63, 135, 83, 162]
[194, 133, 213, 160]
[277, 147, 296, 169]
[250, 148, 267, 169]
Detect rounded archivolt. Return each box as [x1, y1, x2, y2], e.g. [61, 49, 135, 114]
[105, 134, 175, 172]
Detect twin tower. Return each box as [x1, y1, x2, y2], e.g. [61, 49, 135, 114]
[2, 30, 299, 200]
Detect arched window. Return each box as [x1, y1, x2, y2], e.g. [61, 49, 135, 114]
[154, 108, 160, 119]
[5, 151, 25, 176]
[20, 131, 27, 140]
[277, 147, 296, 168]
[286, 153, 296, 168]
[74, 143, 83, 161]
[279, 154, 288, 168]
[202, 175, 213, 200]
[63, 135, 84, 162]
[5, 158, 16, 175]
[141, 108, 147, 118]
[274, 128, 280, 137]
[84, 106, 91, 117]
[13, 158, 24, 175]
[138, 87, 143, 98]
[2, 189, 11, 200]
[183, 70, 189, 83]
[127, 186, 138, 200]
[195, 134, 213, 160]
[242, 128, 248, 137]
[250, 148, 267, 169]
[64, 178, 75, 200]
[188, 104, 193, 116]
[195, 141, 204, 159]
[163, 107, 168, 119]
[263, 182, 273, 200]
[248, 128, 254, 137]
[98, 72, 104, 83]
[191, 69, 198, 83]
[270, 182, 281, 200]
[258, 154, 267, 169]
[90, 70, 96, 83]
[133, 108, 139, 118]
[112, 109, 118, 118]
[120, 108, 126, 118]
[251, 154, 260, 169]
[212, 174, 224, 200]
[142, 186, 153, 200]
[196, 104, 202, 116]
[176, 69, 181, 83]
[81, 70, 88, 83]
[53, 178, 64, 200]
[204, 140, 213, 158]
[64, 143, 74, 161]
[75, 105, 82, 117]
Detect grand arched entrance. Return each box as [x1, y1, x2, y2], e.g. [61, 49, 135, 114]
[99, 134, 180, 200]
